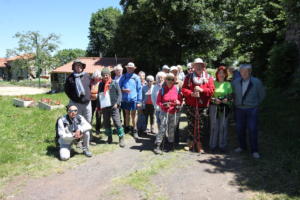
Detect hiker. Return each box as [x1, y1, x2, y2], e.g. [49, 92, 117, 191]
[186, 63, 193, 74]
[151, 71, 166, 133]
[57, 104, 92, 161]
[142, 75, 155, 133]
[161, 65, 170, 74]
[138, 71, 147, 86]
[64, 60, 92, 124]
[181, 58, 215, 153]
[98, 67, 125, 147]
[154, 73, 183, 154]
[177, 65, 185, 81]
[232, 64, 265, 159]
[209, 66, 233, 152]
[119, 62, 142, 139]
[113, 64, 123, 84]
[90, 70, 102, 135]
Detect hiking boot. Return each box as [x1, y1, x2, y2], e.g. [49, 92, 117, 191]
[119, 136, 125, 148]
[153, 144, 162, 155]
[168, 142, 175, 152]
[107, 135, 113, 144]
[124, 126, 130, 134]
[83, 150, 92, 157]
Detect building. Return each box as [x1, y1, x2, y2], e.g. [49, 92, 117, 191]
[50, 57, 131, 92]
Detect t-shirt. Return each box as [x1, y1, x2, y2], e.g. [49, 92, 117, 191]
[213, 81, 232, 98]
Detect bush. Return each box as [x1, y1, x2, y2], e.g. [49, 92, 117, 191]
[267, 42, 299, 88]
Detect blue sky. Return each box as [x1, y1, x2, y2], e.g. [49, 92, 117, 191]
[0, 0, 121, 57]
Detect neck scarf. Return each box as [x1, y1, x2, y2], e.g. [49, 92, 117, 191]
[66, 115, 79, 132]
[192, 71, 210, 85]
[104, 77, 112, 95]
[73, 72, 86, 97]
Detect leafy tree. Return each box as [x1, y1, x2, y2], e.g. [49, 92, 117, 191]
[6, 31, 60, 86]
[54, 48, 86, 67]
[87, 7, 121, 57]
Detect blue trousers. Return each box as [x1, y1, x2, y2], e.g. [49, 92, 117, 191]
[235, 107, 259, 153]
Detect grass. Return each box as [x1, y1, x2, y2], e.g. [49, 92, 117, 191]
[114, 152, 180, 200]
[237, 89, 300, 200]
[0, 92, 118, 189]
[0, 79, 50, 88]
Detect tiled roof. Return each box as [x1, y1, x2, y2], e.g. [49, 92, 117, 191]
[51, 57, 132, 74]
[0, 58, 7, 68]
[0, 54, 34, 68]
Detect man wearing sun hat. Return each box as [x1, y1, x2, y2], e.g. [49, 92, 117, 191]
[119, 62, 142, 139]
[181, 58, 215, 153]
[232, 64, 265, 159]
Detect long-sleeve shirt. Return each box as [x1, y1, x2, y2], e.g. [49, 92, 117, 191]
[151, 84, 162, 111]
[119, 73, 142, 103]
[156, 84, 183, 114]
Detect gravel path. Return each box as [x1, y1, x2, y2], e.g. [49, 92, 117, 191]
[0, 86, 49, 96]
[2, 136, 252, 200]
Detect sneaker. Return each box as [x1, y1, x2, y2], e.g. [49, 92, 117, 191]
[132, 129, 138, 139]
[90, 141, 97, 146]
[119, 136, 125, 148]
[252, 152, 260, 159]
[107, 135, 113, 144]
[234, 147, 243, 153]
[199, 149, 205, 154]
[83, 150, 92, 157]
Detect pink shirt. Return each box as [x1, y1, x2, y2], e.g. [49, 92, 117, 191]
[156, 84, 182, 114]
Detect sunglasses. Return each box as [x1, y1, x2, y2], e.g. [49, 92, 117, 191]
[68, 109, 78, 113]
[166, 78, 174, 81]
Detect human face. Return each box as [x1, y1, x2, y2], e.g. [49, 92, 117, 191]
[74, 64, 83, 73]
[115, 69, 122, 76]
[165, 77, 175, 87]
[103, 74, 110, 82]
[67, 106, 78, 118]
[171, 70, 178, 77]
[217, 70, 225, 82]
[139, 74, 145, 81]
[158, 76, 164, 83]
[147, 79, 153, 86]
[163, 69, 169, 73]
[193, 63, 205, 76]
[126, 67, 135, 74]
[240, 68, 251, 80]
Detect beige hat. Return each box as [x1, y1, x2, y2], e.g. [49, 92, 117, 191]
[126, 62, 136, 68]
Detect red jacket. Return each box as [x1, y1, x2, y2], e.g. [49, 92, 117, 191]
[156, 84, 183, 114]
[181, 73, 215, 107]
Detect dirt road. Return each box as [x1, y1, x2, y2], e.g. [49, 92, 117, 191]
[2, 136, 252, 200]
[0, 86, 49, 96]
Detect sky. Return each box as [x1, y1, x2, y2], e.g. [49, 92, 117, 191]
[0, 0, 121, 57]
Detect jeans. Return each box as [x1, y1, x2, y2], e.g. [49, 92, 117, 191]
[235, 107, 259, 153]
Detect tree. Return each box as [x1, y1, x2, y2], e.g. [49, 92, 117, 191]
[54, 49, 87, 67]
[87, 7, 121, 57]
[6, 31, 60, 87]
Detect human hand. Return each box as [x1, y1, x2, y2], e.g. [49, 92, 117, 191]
[122, 88, 131, 93]
[113, 104, 118, 109]
[222, 98, 228, 104]
[191, 92, 200, 98]
[194, 86, 204, 93]
[163, 102, 170, 108]
[137, 103, 142, 108]
[73, 130, 82, 139]
[216, 99, 222, 104]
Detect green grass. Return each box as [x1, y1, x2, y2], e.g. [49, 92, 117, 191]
[0, 92, 118, 188]
[240, 89, 300, 200]
[0, 79, 50, 88]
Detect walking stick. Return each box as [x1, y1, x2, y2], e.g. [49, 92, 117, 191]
[193, 95, 202, 153]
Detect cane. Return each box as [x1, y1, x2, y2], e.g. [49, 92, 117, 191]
[193, 94, 202, 153]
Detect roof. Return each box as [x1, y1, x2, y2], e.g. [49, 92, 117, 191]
[0, 54, 34, 68]
[51, 57, 132, 74]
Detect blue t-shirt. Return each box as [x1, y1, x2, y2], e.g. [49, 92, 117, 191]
[119, 73, 142, 103]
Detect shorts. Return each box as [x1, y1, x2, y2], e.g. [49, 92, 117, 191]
[121, 101, 137, 111]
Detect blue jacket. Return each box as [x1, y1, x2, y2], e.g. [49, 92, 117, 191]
[232, 77, 265, 108]
[119, 73, 142, 103]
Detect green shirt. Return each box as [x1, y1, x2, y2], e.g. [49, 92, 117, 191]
[213, 81, 232, 98]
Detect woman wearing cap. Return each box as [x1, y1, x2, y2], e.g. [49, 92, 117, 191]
[209, 66, 233, 153]
[141, 75, 155, 134]
[90, 70, 102, 135]
[151, 71, 166, 132]
[154, 73, 183, 154]
[98, 67, 125, 147]
[181, 58, 215, 153]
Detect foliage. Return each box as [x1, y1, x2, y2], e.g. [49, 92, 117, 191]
[87, 7, 121, 57]
[267, 42, 299, 88]
[54, 49, 86, 67]
[6, 31, 60, 74]
[283, 0, 300, 22]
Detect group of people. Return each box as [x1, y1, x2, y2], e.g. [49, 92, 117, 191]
[56, 57, 265, 161]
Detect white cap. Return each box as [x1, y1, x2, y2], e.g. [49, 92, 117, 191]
[239, 64, 252, 69]
[126, 62, 136, 68]
[193, 58, 205, 64]
[187, 62, 192, 68]
[170, 66, 178, 71]
[162, 65, 169, 70]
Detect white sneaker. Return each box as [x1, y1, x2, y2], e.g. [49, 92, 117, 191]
[252, 152, 260, 159]
[234, 147, 243, 153]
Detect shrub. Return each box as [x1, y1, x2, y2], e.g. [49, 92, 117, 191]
[267, 42, 299, 88]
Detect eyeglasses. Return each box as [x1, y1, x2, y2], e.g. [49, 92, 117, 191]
[68, 109, 78, 113]
[147, 80, 153, 82]
[166, 78, 174, 81]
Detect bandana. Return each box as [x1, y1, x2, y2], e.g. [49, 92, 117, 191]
[192, 71, 210, 85]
